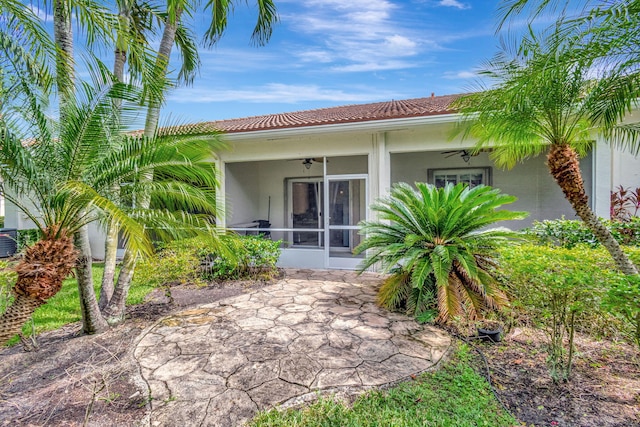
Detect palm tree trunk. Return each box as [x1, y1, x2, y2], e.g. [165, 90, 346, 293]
[75, 226, 109, 334]
[99, 12, 128, 310]
[547, 144, 638, 275]
[99, 222, 119, 310]
[0, 295, 43, 346]
[102, 250, 136, 323]
[144, 10, 180, 138]
[0, 229, 77, 346]
[109, 10, 182, 322]
[53, 0, 74, 103]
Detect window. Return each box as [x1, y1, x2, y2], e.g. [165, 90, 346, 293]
[428, 167, 491, 188]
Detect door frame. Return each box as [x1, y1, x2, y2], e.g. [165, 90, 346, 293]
[323, 173, 368, 269]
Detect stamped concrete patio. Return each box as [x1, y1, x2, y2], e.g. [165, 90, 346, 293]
[134, 269, 452, 426]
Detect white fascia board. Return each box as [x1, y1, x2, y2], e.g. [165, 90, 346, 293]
[220, 113, 460, 142]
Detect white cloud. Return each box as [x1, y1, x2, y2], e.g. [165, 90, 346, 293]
[443, 70, 477, 79]
[195, 49, 280, 72]
[332, 61, 417, 73]
[283, 0, 430, 73]
[297, 50, 334, 64]
[168, 83, 401, 104]
[438, 0, 470, 10]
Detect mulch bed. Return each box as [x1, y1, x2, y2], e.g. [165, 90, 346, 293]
[468, 327, 640, 427]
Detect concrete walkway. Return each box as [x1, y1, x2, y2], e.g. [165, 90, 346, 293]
[133, 269, 452, 426]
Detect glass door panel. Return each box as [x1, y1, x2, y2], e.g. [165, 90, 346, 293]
[290, 180, 323, 246]
[326, 176, 366, 269]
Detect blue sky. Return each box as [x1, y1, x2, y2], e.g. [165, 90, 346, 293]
[164, 0, 505, 122]
[27, 0, 546, 123]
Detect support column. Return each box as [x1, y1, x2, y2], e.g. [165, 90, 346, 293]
[369, 132, 389, 220]
[591, 137, 612, 219]
[216, 158, 227, 228]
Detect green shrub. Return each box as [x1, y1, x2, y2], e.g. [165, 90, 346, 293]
[200, 234, 281, 281]
[602, 274, 640, 349]
[133, 234, 281, 287]
[525, 217, 640, 248]
[498, 244, 640, 379]
[134, 239, 203, 288]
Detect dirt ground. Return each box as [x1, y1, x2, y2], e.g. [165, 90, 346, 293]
[470, 327, 640, 427]
[1, 278, 639, 427]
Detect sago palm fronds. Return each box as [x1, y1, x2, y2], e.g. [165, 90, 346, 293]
[356, 182, 527, 323]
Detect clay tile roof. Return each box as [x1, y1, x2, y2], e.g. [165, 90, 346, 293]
[202, 94, 461, 134]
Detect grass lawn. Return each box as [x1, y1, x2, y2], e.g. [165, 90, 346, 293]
[0, 262, 155, 345]
[249, 344, 516, 427]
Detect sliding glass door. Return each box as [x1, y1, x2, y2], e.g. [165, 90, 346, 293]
[325, 175, 367, 269]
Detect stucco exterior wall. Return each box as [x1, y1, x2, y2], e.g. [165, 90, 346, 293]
[390, 150, 593, 228]
[612, 148, 640, 191]
[222, 119, 601, 236]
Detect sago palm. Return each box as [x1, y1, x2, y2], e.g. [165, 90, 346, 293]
[355, 182, 527, 323]
[453, 28, 640, 275]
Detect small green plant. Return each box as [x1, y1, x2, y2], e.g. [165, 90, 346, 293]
[525, 217, 640, 248]
[133, 240, 203, 288]
[200, 234, 281, 281]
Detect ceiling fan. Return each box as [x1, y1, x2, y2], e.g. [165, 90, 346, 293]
[441, 149, 474, 162]
[288, 158, 325, 169]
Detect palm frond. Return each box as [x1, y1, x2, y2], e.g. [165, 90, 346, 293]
[358, 182, 524, 323]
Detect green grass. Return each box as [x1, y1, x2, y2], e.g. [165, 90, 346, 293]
[1, 262, 155, 345]
[249, 345, 516, 427]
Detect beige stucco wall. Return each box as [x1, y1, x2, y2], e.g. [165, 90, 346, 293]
[612, 148, 640, 191]
[390, 150, 593, 228]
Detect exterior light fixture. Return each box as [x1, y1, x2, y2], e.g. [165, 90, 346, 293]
[302, 159, 313, 169]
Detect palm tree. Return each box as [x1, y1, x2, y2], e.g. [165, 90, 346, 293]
[0, 71, 225, 345]
[2, 0, 277, 332]
[453, 29, 640, 276]
[103, 0, 278, 322]
[355, 182, 527, 323]
[99, 0, 201, 310]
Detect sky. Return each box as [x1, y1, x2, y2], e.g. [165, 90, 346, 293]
[162, 0, 507, 122]
[25, 0, 553, 123]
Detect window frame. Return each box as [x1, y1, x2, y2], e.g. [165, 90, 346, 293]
[427, 167, 492, 188]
